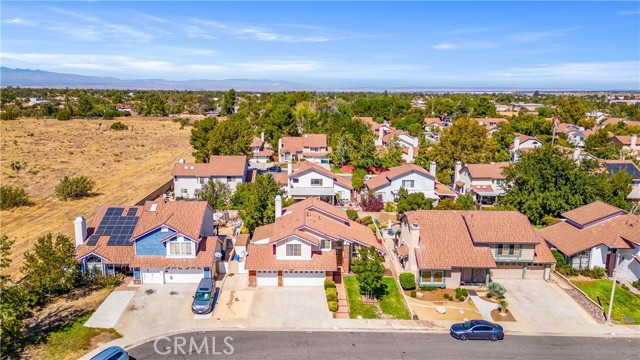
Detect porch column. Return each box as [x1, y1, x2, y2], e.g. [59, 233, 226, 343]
[343, 242, 351, 273]
[485, 270, 490, 286]
[248, 270, 257, 287]
[278, 271, 283, 287]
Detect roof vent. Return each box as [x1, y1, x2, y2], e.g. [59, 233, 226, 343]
[150, 204, 158, 212]
[184, 166, 188, 169]
[190, 166, 195, 169]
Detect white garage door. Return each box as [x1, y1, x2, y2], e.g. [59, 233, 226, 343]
[141, 269, 164, 284]
[165, 268, 203, 283]
[283, 270, 326, 286]
[256, 270, 278, 286]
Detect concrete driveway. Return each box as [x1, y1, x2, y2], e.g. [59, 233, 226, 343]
[496, 279, 597, 333]
[85, 290, 136, 328]
[250, 287, 332, 327]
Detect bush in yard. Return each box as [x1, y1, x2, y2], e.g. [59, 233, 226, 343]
[55, 175, 95, 201]
[621, 284, 629, 291]
[456, 295, 464, 302]
[498, 299, 509, 313]
[455, 288, 468, 299]
[326, 287, 338, 302]
[633, 280, 640, 290]
[0, 185, 31, 210]
[443, 293, 450, 299]
[384, 202, 396, 212]
[487, 282, 507, 298]
[327, 300, 338, 312]
[410, 290, 417, 298]
[345, 209, 358, 221]
[589, 266, 605, 279]
[324, 280, 336, 289]
[360, 190, 384, 212]
[109, 121, 128, 131]
[557, 265, 578, 276]
[360, 216, 374, 226]
[420, 284, 437, 291]
[399, 273, 416, 290]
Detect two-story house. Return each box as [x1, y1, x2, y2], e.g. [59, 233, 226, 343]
[453, 161, 510, 205]
[538, 201, 640, 282]
[358, 117, 393, 146]
[172, 155, 248, 199]
[278, 134, 331, 164]
[246, 197, 383, 286]
[510, 134, 542, 161]
[423, 117, 444, 132]
[398, 210, 555, 288]
[608, 134, 639, 159]
[249, 133, 273, 164]
[381, 130, 420, 163]
[75, 201, 220, 284]
[277, 161, 353, 205]
[473, 118, 509, 134]
[603, 160, 640, 202]
[364, 163, 455, 204]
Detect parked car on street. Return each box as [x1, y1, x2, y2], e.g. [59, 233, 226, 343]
[266, 165, 282, 172]
[450, 320, 504, 341]
[90, 346, 129, 360]
[192, 278, 216, 314]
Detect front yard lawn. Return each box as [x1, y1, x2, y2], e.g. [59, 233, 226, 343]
[344, 276, 411, 320]
[573, 280, 640, 324]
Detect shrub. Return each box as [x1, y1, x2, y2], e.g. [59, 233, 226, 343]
[551, 249, 566, 266]
[360, 191, 384, 212]
[327, 300, 338, 312]
[632, 280, 640, 290]
[589, 266, 605, 279]
[324, 280, 336, 289]
[9, 160, 26, 172]
[443, 293, 450, 299]
[399, 273, 416, 290]
[384, 202, 396, 212]
[109, 121, 128, 131]
[456, 295, 464, 302]
[326, 288, 338, 302]
[542, 216, 561, 226]
[557, 265, 578, 276]
[361, 216, 374, 226]
[455, 288, 468, 298]
[56, 107, 71, 121]
[0, 185, 31, 210]
[420, 284, 437, 291]
[55, 175, 95, 201]
[621, 284, 629, 291]
[410, 290, 417, 298]
[345, 209, 358, 221]
[487, 282, 507, 298]
[498, 298, 509, 312]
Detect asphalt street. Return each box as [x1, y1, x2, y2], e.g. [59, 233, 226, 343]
[127, 331, 640, 360]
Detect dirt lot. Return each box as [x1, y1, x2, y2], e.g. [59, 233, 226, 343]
[1, 117, 193, 279]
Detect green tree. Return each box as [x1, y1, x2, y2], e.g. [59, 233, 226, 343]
[0, 106, 20, 120]
[190, 117, 219, 162]
[55, 175, 95, 201]
[585, 128, 621, 159]
[473, 96, 497, 118]
[378, 139, 403, 169]
[207, 115, 252, 156]
[351, 168, 367, 191]
[419, 118, 496, 183]
[198, 180, 232, 210]
[232, 174, 285, 233]
[456, 193, 476, 210]
[434, 197, 463, 210]
[396, 188, 434, 215]
[351, 247, 385, 300]
[56, 106, 72, 121]
[558, 96, 588, 125]
[221, 89, 237, 116]
[22, 233, 78, 302]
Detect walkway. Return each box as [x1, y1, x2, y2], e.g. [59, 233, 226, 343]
[468, 290, 497, 321]
[334, 272, 350, 319]
[84, 290, 136, 328]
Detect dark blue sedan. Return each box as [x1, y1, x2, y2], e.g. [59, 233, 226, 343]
[450, 320, 504, 341]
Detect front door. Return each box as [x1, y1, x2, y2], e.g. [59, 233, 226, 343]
[336, 249, 343, 266]
[471, 269, 486, 283]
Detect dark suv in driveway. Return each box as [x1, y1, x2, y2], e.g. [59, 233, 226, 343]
[192, 278, 216, 314]
[450, 320, 504, 341]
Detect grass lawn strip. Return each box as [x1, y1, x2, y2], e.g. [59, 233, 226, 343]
[573, 280, 640, 324]
[344, 276, 411, 320]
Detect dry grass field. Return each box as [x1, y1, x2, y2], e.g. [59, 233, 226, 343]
[1, 117, 193, 279]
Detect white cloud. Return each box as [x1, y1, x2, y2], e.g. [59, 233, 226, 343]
[50, 7, 155, 42]
[192, 18, 336, 43]
[432, 43, 457, 50]
[445, 27, 498, 35]
[489, 61, 640, 83]
[509, 28, 576, 43]
[3, 17, 36, 26]
[618, 10, 640, 16]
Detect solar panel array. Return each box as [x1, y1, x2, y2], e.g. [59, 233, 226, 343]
[86, 207, 140, 246]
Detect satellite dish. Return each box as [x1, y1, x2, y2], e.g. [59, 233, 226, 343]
[214, 252, 223, 259]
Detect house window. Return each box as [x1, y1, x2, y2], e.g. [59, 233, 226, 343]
[169, 242, 193, 256]
[199, 177, 207, 184]
[311, 147, 319, 152]
[320, 239, 331, 250]
[226, 176, 234, 182]
[292, 178, 299, 184]
[432, 271, 443, 283]
[181, 188, 188, 194]
[421, 271, 431, 283]
[402, 180, 415, 188]
[286, 244, 301, 256]
[421, 270, 444, 283]
[497, 244, 520, 256]
[311, 178, 323, 186]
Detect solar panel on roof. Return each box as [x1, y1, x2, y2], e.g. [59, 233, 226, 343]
[91, 207, 139, 247]
[86, 234, 100, 246]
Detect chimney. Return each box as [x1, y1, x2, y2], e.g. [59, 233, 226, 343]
[260, 131, 264, 142]
[378, 126, 384, 141]
[572, 148, 581, 161]
[275, 195, 282, 219]
[74, 216, 87, 247]
[429, 161, 437, 177]
[632, 134, 638, 148]
[178, 158, 185, 163]
[407, 146, 414, 161]
[513, 136, 520, 151]
[410, 223, 420, 249]
[454, 161, 462, 185]
[287, 162, 292, 175]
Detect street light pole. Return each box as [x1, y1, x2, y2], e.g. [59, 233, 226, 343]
[606, 253, 619, 325]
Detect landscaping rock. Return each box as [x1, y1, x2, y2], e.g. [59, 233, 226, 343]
[417, 292, 423, 298]
[436, 306, 446, 314]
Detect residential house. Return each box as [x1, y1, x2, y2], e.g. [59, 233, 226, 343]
[473, 118, 509, 134]
[608, 134, 639, 158]
[538, 201, 640, 282]
[277, 161, 353, 205]
[510, 102, 546, 112]
[249, 132, 274, 164]
[453, 161, 510, 205]
[246, 197, 383, 286]
[172, 155, 248, 199]
[278, 134, 331, 164]
[27, 97, 51, 106]
[600, 117, 625, 127]
[602, 160, 640, 202]
[364, 163, 455, 204]
[358, 117, 393, 146]
[75, 201, 220, 284]
[382, 130, 420, 163]
[398, 210, 555, 288]
[510, 134, 542, 161]
[423, 117, 444, 132]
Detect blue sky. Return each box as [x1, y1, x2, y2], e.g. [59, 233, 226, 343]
[1, 1, 639, 89]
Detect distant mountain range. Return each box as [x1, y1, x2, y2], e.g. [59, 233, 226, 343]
[0, 67, 306, 91]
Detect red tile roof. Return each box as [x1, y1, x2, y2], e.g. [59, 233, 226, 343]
[131, 201, 211, 242]
[235, 234, 250, 247]
[289, 161, 353, 189]
[172, 155, 247, 177]
[245, 245, 337, 271]
[424, 117, 443, 126]
[280, 134, 328, 153]
[250, 137, 263, 148]
[461, 211, 540, 244]
[465, 162, 510, 180]
[365, 164, 434, 190]
[75, 235, 135, 264]
[609, 135, 635, 146]
[129, 237, 217, 267]
[560, 201, 627, 227]
[601, 118, 625, 126]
